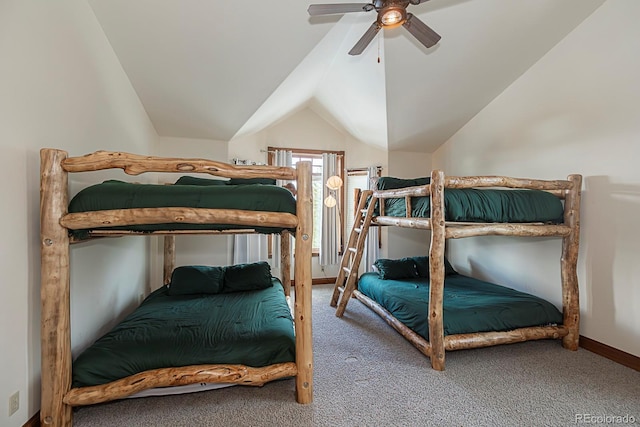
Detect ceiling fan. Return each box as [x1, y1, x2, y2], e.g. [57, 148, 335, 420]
[307, 0, 441, 55]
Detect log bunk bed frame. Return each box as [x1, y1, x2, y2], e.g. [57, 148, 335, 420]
[40, 149, 313, 427]
[331, 169, 582, 371]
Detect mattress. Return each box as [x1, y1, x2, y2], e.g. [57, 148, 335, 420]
[72, 279, 295, 388]
[67, 179, 297, 235]
[357, 272, 562, 339]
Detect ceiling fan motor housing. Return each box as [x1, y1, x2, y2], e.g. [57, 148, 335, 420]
[377, 1, 410, 28]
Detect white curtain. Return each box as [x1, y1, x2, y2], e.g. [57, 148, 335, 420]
[363, 166, 380, 272]
[272, 149, 293, 269]
[320, 153, 340, 266]
[232, 233, 268, 264]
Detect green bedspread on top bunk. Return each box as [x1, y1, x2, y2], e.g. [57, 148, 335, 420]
[376, 176, 564, 223]
[72, 279, 295, 388]
[357, 272, 562, 339]
[67, 179, 297, 235]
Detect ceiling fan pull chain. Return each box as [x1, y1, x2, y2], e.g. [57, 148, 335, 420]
[377, 33, 381, 63]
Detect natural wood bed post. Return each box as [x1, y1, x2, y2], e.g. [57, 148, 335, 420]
[293, 161, 313, 404]
[40, 148, 72, 426]
[163, 235, 176, 285]
[428, 170, 446, 371]
[281, 231, 291, 296]
[561, 174, 582, 350]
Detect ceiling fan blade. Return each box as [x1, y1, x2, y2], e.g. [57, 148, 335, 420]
[402, 13, 441, 49]
[308, 3, 371, 16]
[348, 21, 381, 55]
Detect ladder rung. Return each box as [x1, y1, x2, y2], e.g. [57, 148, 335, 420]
[354, 228, 362, 234]
[348, 247, 357, 253]
[342, 266, 351, 274]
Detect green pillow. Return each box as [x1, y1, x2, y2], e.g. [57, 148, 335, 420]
[223, 261, 273, 292]
[412, 256, 458, 278]
[227, 178, 276, 185]
[174, 176, 228, 186]
[373, 258, 418, 280]
[167, 265, 225, 295]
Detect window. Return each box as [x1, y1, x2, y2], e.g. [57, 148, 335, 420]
[268, 147, 345, 255]
[345, 170, 369, 240]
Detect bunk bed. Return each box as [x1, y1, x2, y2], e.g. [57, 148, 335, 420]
[40, 149, 313, 427]
[331, 170, 581, 371]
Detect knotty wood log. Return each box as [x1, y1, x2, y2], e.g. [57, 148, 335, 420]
[444, 175, 572, 190]
[63, 363, 298, 406]
[353, 290, 431, 356]
[561, 174, 582, 350]
[293, 161, 313, 404]
[281, 231, 291, 296]
[444, 326, 568, 350]
[405, 195, 412, 218]
[445, 223, 571, 239]
[373, 217, 571, 239]
[373, 185, 430, 199]
[40, 149, 72, 426]
[428, 170, 446, 371]
[374, 216, 432, 229]
[163, 235, 175, 285]
[61, 208, 298, 230]
[62, 150, 297, 179]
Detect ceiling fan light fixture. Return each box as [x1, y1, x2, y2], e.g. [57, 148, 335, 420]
[379, 5, 406, 28]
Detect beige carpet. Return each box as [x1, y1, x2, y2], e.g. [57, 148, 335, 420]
[73, 284, 639, 426]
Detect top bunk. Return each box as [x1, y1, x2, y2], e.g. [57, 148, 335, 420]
[40, 149, 303, 241]
[369, 170, 582, 240]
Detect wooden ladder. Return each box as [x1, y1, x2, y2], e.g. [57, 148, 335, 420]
[330, 190, 377, 317]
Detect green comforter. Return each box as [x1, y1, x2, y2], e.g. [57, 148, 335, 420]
[72, 279, 295, 388]
[357, 272, 562, 339]
[381, 188, 564, 223]
[68, 180, 297, 235]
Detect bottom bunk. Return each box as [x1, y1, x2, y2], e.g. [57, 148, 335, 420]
[66, 262, 297, 406]
[352, 258, 568, 361]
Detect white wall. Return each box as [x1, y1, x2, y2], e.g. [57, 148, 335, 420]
[385, 151, 433, 259]
[230, 107, 389, 278]
[0, 1, 158, 425]
[433, 0, 639, 357]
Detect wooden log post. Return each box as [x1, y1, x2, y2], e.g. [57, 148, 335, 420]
[293, 161, 313, 404]
[428, 170, 446, 371]
[40, 148, 72, 426]
[561, 174, 582, 350]
[281, 231, 291, 296]
[163, 235, 176, 285]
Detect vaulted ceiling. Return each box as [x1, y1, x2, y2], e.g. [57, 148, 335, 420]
[88, 0, 604, 153]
